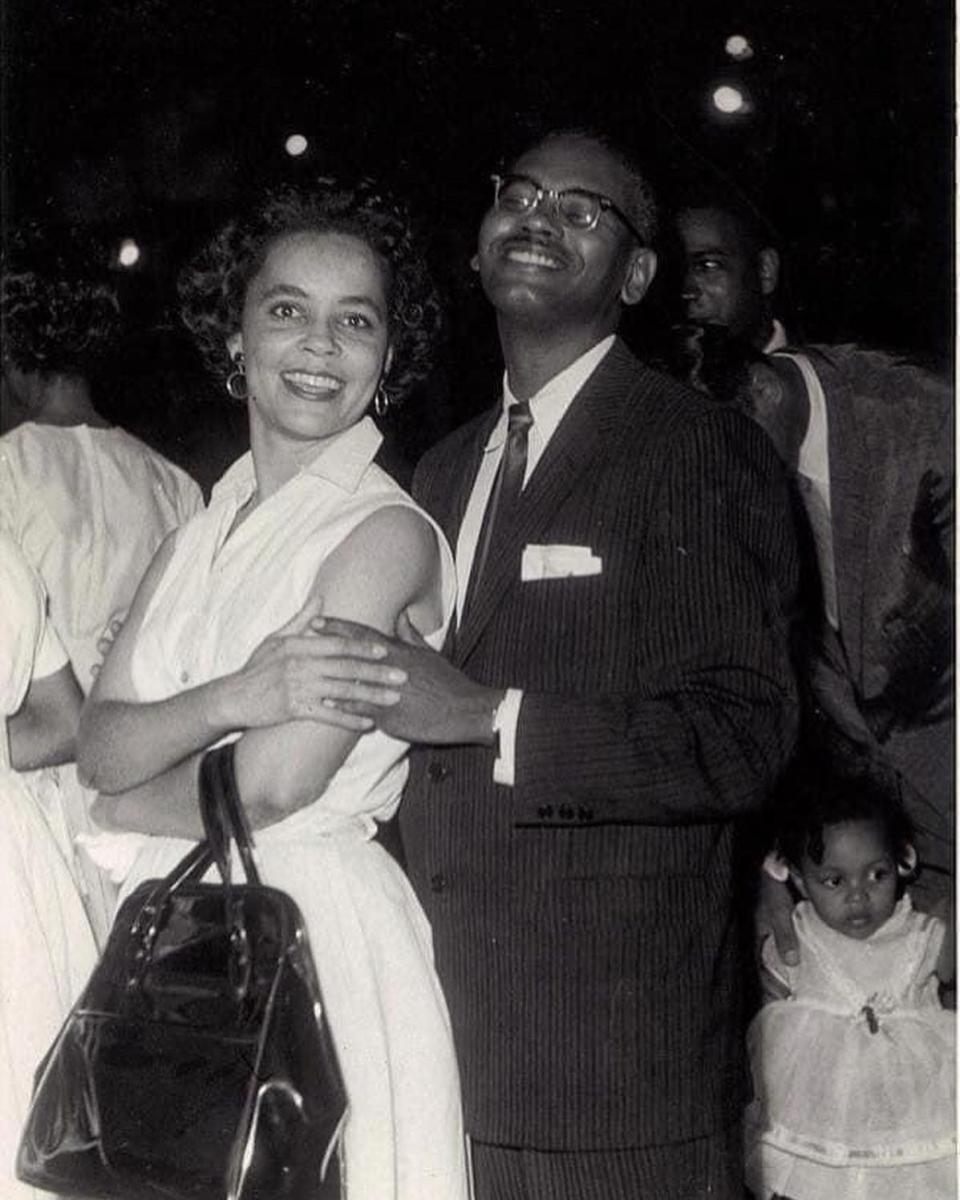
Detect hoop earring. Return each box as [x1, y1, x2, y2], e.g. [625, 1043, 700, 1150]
[373, 385, 390, 418]
[225, 353, 247, 402]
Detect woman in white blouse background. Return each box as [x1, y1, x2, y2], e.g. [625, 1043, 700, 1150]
[0, 225, 204, 941]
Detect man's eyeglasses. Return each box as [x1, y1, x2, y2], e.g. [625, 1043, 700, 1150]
[491, 173, 646, 245]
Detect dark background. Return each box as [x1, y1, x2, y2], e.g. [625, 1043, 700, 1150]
[2, 0, 953, 489]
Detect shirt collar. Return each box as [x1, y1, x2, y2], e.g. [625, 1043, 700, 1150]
[763, 318, 789, 354]
[213, 416, 384, 502]
[485, 334, 616, 451]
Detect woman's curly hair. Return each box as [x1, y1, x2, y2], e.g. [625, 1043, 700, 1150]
[1, 223, 121, 376]
[178, 178, 442, 404]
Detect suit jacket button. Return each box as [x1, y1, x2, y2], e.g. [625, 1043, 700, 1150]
[537, 805, 554, 819]
[430, 873, 447, 893]
[427, 761, 449, 782]
[559, 805, 574, 820]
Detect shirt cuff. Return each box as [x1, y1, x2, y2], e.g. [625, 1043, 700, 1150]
[492, 688, 523, 786]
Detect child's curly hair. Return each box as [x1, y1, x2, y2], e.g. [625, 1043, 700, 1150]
[178, 177, 442, 405]
[773, 764, 916, 873]
[1, 223, 121, 377]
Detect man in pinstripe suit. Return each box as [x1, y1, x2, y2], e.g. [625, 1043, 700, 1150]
[314, 130, 800, 1198]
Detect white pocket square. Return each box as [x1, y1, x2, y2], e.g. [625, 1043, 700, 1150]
[521, 543, 603, 581]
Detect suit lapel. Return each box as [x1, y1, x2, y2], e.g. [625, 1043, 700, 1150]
[454, 340, 638, 665]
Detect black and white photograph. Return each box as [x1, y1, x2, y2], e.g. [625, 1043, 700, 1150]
[1, 2, 954, 1197]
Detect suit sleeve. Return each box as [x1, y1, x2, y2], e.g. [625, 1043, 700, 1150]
[515, 409, 800, 823]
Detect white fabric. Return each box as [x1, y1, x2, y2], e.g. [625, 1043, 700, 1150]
[105, 418, 467, 1199]
[746, 895, 956, 1200]
[779, 350, 839, 629]
[0, 536, 97, 1199]
[491, 687, 522, 787]
[763, 318, 789, 354]
[0, 531, 69, 767]
[455, 335, 615, 785]
[0, 421, 203, 693]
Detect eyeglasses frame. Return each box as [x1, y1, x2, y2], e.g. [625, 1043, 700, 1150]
[490, 172, 646, 246]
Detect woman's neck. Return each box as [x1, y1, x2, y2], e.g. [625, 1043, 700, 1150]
[32, 376, 109, 427]
[247, 417, 340, 503]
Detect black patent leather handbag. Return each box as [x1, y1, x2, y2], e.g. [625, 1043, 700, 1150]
[17, 742, 348, 1199]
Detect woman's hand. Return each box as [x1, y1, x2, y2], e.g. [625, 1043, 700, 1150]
[215, 591, 407, 733]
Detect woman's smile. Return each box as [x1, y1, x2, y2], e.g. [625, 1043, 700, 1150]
[281, 368, 346, 398]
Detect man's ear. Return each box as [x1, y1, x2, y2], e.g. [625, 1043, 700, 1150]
[469, 253, 480, 273]
[758, 247, 780, 297]
[226, 332, 243, 363]
[621, 248, 657, 307]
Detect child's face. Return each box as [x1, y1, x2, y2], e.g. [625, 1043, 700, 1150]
[796, 819, 899, 940]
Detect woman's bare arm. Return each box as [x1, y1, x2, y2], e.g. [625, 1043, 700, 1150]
[90, 505, 444, 836]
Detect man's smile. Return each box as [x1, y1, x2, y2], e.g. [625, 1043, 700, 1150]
[497, 237, 568, 271]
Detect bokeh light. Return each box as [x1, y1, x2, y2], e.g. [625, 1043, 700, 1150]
[725, 34, 753, 61]
[711, 85, 747, 114]
[117, 238, 141, 268]
[284, 133, 309, 157]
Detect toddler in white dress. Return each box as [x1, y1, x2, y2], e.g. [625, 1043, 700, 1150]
[746, 770, 955, 1200]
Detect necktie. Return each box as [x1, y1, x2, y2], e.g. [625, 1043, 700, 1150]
[466, 399, 533, 607]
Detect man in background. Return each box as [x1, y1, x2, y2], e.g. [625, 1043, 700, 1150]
[676, 193, 789, 352]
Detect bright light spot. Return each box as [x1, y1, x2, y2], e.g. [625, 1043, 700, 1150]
[118, 238, 141, 268]
[712, 85, 746, 114]
[284, 134, 309, 157]
[725, 34, 753, 60]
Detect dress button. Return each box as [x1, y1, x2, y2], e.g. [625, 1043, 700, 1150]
[559, 805, 575, 820]
[180, 670, 190, 684]
[427, 761, 449, 783]
[577, 807, 594, 822]
[537, 805, 554, 819]
[430, 873, 447, 893]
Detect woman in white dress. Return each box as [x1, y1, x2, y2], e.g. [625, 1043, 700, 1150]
[1, 226, 204, 944]
[78, 179, 467, 1199]
[0, 532, 98, 1199]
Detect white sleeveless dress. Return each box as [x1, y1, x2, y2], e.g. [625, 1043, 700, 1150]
[111, 419, 467, 1200]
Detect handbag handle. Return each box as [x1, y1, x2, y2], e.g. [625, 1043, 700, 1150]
[128, 744, 258, 998]
[199, 742, 261, 886]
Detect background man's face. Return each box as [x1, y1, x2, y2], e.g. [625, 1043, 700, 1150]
[677, 207, 767, 346]
[476, 136, 640, 333]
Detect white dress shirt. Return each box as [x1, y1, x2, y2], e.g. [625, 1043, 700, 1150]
[775, 351, 839, 629]
[455, 335, 616, 784]
[764, 318, 789, 354]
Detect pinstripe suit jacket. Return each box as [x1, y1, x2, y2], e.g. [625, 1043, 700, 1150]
[399, 340, 800, 1149]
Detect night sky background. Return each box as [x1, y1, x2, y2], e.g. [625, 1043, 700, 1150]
[2, 0, 953, 490]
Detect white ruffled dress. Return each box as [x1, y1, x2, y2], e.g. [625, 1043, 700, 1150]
[746, 895, 956, 1200]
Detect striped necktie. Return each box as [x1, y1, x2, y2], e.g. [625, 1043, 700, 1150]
[465, 399, 534, 609]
